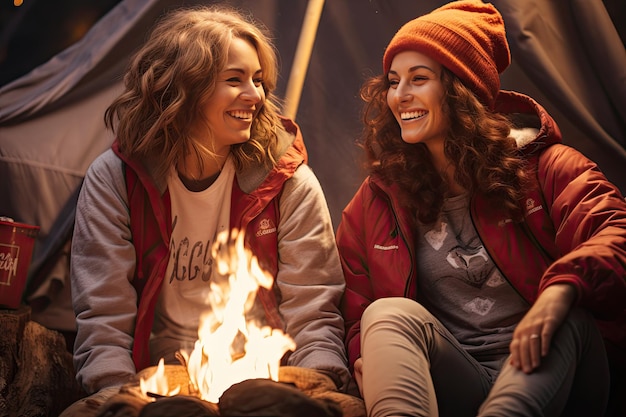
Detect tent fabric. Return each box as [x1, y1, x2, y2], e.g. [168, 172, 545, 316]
[0, 0, 156, 123]
[0, 0, 624, 332]
[491, 0, 626, 178]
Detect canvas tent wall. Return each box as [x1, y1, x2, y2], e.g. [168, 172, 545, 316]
[0, 0, 624, 334]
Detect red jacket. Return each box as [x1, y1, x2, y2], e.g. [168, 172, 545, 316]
[113, 117, 306, 371]
[336, 91, 626, 370]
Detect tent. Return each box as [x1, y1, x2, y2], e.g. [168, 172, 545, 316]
[0, 0, 624, 342]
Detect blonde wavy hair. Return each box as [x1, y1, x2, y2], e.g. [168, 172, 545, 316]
[360, 68, 533, 225]
[104, 5, 283, 183]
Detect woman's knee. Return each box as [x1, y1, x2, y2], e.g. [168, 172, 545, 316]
[361, 297, 435, 335]
[363, 297, 420, 321]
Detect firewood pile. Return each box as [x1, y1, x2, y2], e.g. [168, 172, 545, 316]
[0, 306, 84, 417]
[95, 365, 365, 417]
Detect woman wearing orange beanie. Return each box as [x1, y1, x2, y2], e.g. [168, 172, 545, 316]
[336, 1, 626, 416]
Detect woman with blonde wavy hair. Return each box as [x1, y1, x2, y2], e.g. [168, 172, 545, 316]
[337, 1, 626, 416]
[105, 5, 284, 186]
[61, 5, 351, 416]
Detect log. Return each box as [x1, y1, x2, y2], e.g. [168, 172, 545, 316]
[0, 306, 84, 417]
[140, 396, 218, 417]
[218, 378, 342, 417]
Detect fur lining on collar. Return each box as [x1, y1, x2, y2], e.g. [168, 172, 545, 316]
[510, 127, 539, 149]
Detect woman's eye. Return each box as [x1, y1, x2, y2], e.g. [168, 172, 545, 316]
[226, 77, 241, 83]
[253, 78, 263, 86]
[388, 79, 399, 87]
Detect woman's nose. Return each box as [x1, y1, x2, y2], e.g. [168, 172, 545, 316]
[241, 81, 262, 102]
[395, 80, 411, 102]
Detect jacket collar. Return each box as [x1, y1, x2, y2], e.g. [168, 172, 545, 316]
[236, 117, 303, 193]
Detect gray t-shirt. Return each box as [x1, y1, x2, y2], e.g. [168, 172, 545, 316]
[415, 193, 529, 360]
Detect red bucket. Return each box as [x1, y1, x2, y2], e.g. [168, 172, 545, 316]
[0, 217, 40, 309]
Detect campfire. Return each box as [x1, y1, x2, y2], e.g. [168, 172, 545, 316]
[142, 228, 296, 403]
[94, 229, 365, 417]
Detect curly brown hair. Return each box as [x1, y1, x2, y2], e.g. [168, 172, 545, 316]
[104, 5, 283, 184]
[360, 67, 533, 225]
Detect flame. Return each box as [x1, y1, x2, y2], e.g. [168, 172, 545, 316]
[139, 358, 181, 398]
[141, 229, 295, 403]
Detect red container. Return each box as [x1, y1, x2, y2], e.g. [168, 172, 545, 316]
[0, 218, 40, 309]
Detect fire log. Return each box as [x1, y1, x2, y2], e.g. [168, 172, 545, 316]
[140, 395, 219, 417]
[96, 365, 366, 417]
[219, 378, 341, 417]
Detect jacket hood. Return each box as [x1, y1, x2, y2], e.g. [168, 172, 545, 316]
[237, 116, 306, 194]
[494, 90, 562, 155]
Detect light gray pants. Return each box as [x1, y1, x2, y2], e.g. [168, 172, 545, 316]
[359, 297, 609, 417]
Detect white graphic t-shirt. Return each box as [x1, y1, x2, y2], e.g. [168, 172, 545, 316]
[150, 156, 235, 364]
[416, 193, 528, 360]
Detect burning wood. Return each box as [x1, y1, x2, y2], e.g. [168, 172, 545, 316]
[96, 365, 365, 417]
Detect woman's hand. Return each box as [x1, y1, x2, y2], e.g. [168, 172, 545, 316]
[509, 283, 576, 373]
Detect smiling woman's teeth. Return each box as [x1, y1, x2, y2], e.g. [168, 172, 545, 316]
[229, 110, 253, 120]
[401, 111, 426, 120]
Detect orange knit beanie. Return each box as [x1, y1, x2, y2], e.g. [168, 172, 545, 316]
[382, 0, 510, 108]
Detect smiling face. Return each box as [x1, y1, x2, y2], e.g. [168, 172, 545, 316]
[199, 36, 265, 157]
[386, 50, 447, 156]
